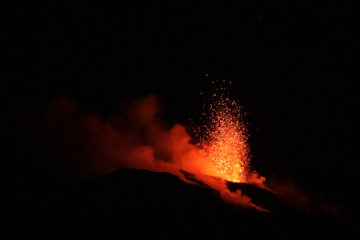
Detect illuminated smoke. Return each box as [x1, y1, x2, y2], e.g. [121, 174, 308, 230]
[29, 93, 266, 210]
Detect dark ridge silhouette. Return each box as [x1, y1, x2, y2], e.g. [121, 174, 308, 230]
[0, 168, 346, 239]
[227, 181, 281, 212]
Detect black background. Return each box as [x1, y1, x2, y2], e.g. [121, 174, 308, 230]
[1, 1, 358, 237]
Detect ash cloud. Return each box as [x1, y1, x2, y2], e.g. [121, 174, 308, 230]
[25, 95, 209, 177]
[23, 95, 267, 210]
[23, 94, 340, 214]
[29, 95, 189, 177]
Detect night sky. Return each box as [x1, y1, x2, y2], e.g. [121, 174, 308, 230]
[2, 1, 358, 238]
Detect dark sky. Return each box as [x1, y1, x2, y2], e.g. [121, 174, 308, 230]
[2, 1, 358, 222]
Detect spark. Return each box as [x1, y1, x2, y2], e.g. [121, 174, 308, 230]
[196, 80, 250, 182]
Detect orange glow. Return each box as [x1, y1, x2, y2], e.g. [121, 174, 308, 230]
[196, 82, 249, 183]
[40, 94, 265, 209]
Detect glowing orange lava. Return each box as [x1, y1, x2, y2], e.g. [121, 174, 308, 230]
[196, 81, 250, 183]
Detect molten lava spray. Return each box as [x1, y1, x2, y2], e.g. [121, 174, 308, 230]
[195, 80, 250, 183]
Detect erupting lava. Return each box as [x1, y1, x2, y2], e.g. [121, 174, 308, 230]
[36, 83, 266, 209]
[196, 80, 250, 183]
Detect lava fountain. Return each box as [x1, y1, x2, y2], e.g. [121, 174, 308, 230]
[195, 80, 250, 183]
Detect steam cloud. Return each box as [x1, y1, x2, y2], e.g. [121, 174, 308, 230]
[24, 94, 341, 215]
[27, 95, 266, 210]
[30, 95, 196, 176]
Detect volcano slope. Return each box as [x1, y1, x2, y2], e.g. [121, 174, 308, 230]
[1, 168, 346, 239]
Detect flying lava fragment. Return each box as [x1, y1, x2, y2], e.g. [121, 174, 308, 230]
[195, 79, 250, 183]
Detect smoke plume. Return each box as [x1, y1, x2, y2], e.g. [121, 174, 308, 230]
[27, 95, 265, 210]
